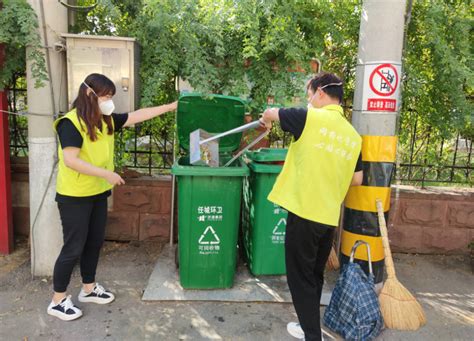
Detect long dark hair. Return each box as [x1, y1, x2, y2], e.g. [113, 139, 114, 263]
[72, 73, 116, 141]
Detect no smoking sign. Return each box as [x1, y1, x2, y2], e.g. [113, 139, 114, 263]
[362, 62, 401, 112]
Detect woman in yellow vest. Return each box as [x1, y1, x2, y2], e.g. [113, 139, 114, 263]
[47, 73, 177, 321]
[261, 72, 363, 341]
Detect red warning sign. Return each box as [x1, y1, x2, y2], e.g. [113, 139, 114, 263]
[367, 98, 396, 111]
[362, 62, 401, 112]
[369, 63, 398, 97]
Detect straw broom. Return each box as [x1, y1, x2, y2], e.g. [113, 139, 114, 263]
[376, 199, 426, 330]
[326, 245, 340, 270]
[326, 205, 344, 271]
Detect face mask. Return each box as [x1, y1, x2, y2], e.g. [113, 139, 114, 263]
[307, 82, 343, 109]
[83, 81, 115, 116]
[99, 99, 115, 116]
[307, 93, 317, 109]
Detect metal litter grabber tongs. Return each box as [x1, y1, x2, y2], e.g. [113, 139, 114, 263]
[190, 120, 269, 167]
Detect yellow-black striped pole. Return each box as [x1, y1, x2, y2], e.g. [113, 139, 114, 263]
[341, 0, 407, 286]
[341, 136, 397, 284]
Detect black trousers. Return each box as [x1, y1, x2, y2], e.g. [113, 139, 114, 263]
[53, 198, 108, 293]
[285, 212, 335, 341]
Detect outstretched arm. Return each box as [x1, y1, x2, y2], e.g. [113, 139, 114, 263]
[260, 107, 280, 129]
[124, 101, 178, 127]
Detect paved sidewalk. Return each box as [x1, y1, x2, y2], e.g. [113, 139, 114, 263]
[0, 238, 472, 340]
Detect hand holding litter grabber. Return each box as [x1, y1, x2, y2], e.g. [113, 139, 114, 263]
[190, 119, 268, 167]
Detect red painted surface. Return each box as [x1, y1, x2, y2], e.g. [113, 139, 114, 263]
[0, 43, 14, 254]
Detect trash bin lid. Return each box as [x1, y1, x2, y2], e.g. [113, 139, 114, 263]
[246, 148, 288, 162]
[177, 94, 247, 153]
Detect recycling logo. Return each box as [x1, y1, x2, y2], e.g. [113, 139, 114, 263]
[198, 226, 220, 245]
[272, 218, 286, 235]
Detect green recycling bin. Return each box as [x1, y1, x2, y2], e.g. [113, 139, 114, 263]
[172, 94, 249, 289]
[242, 148, 288, 275]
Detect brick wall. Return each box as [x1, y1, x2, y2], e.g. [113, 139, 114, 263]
[387, 186, 473, 255]
[106, 177, 172, 241]
[10, 161, 473, 253]
[10, 158, 173, 242]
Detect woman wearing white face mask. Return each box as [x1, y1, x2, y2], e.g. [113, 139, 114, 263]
[261, 72, 363, 341]
[47, 73, 177, 321]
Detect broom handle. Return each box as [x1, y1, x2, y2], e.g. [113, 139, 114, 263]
[376, 199, 397, 279]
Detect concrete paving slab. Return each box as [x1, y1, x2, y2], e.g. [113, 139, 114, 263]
[2, 239, 472, 340]
[142, 244, 334, 304]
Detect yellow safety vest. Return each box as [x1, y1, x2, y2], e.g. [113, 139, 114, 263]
[268, 104, 362, 226]
[54, 109, 115, 197]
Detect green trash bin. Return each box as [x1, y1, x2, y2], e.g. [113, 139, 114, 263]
[172, 94, 249, 289]
[242, 148, 288, 275]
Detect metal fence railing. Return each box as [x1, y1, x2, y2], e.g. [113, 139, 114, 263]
[7, 83, 472, 186]
[115, 126, 174, 176]
[394, 132, 473, 186]
[268, 129, 473, 186]
[7, 79, 29, 157]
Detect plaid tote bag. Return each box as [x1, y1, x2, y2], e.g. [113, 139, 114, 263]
[323, 240, 384, 341]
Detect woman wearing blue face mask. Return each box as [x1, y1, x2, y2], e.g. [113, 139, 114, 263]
[47, 73, 177, 321]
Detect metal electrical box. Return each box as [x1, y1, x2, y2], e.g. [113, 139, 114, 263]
[61, 34, 139, 113]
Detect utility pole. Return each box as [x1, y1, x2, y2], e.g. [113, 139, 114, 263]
[340, 0, 407, 288]
[26, 0, 68, 276]
[0, 43, 13, 255]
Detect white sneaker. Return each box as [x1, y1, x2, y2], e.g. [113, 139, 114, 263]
[78, 283, 115, 304]
[47, 295, 83, 321]
[287, 322, 305, 339]
[287, 322, 325, 341]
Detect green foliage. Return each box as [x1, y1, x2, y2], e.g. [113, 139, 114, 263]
[0, 0, 48, 88]
[17, 0, 470, 182]
[130, 0, 469, 184]
[396, 0, 473, 185]
[402, 0, 473, 135]
[71, 0, 143, 36]
[131, 0, 363, 116]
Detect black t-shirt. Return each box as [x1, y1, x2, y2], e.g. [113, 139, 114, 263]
[56, 113, 129, 149]
[279, 108, 363, 172]
[55, 113, 129, 203]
